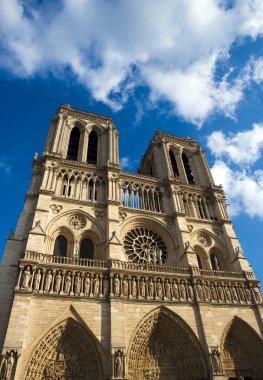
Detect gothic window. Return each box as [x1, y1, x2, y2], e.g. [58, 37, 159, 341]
[87, 130, 98, 164]
[53, 235, 67, 257]
[169, 150, 179, 177]
[67, 127, 80, 161]
[182, 153, 195, 184]
[210, 252, 220, 270]
[79, 238, 94, 259]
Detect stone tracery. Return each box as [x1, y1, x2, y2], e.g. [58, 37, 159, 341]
[25, 318, 103, 380]
[123, 228, 168, 264]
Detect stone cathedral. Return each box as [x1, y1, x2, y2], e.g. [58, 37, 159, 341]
[0, 104, 263, 380]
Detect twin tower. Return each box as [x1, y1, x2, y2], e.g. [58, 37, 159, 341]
[0, 104, 262, 380]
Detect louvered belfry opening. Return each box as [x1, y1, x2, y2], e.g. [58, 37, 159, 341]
[66, 127, 80, 161]
[87, 130, 98, 164]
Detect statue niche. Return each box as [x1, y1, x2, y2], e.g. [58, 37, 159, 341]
[24, 318, 103, 380]
[127, 308, 208, 380]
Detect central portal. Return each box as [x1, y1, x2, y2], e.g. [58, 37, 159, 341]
[127, 308, 208, 380]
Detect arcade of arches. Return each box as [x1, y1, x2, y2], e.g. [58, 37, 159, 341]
[21, 312, 263, 380]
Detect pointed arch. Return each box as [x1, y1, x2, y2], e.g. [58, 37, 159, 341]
[221, 317, 263, 379]
[24, 317, 104, 380]
[182, 152, 195, 184]
[127, 307, 208, 380]
[87, 130, 98, 164]
[169, 149, 179, 177]
[67, 126, 80, 161]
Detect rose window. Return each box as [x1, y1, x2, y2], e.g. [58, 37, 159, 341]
[123, 227, 168, 264]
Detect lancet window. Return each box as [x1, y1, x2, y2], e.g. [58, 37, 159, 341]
[56, 169, 106, 203]
[169, 150, 179, 177]
[79, 238, 94, 259]
[182, 153, 195, 184]
[67, 127, 80, 161]
[87, 130, 98, 164]
[53, 235, 67, 257]
[181, 192, 217, 221]
[122, 182, 162, 213]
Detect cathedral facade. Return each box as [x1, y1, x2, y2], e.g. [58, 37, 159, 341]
[0, 104, 263, 380]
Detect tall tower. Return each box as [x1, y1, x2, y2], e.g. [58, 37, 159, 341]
[0, 105, 262, 380]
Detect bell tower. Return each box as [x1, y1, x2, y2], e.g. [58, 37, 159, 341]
[0, 106, 263, 380]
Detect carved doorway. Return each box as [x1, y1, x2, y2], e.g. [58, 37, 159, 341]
[127, 308, 208, 380]
[24, 318, 103, 380]
[221, 317, 263, 380]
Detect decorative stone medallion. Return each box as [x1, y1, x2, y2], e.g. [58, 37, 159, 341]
[68, 214, 86, 230]
[197, 232, 212, 247]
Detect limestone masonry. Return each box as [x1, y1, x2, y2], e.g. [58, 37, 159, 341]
[0, 105, 263, 380]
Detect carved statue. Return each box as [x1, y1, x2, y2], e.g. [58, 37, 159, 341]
[210, 284, 218, 301]
[217, 284, 225, 301]
[33, 269, 41, 291]
[44, 270, 52, 292]
[103, 276, 109, 297]
[151, 247, 157, 264]
[114, 274, 120, 296]
[187, 282, 194, 300]
[225, 284, 232, 302]
[180, 282, 186, 299]
[156, 248, 162, 264]
[140, 278, 146, 298]
[64, 272, 72, 293]
[21, 266, 31, 289]
[210, 347, 223, 374]
[0, 350, 15, 380]
[74, 272, 81, 295]
[232, 285, 239, 302]
[54, 271, 62, 293]
[196, 282, 203, 300]
[253, 286, 262, 303]
[123, 277, 128, 297]
[203, 283, 210, 300]
[114, 350, 124, 378]
[84, 274, 91, 296]
[131, 277, 137, 297]
[172, 281, 179, 300]
[93, 274, 100, 296]
[245, 287, 252, 302]
[156, 279, 163, 299]
[165, 280, 171, 299]
[148, 279, 154, 298]
[145, 247, 152, 264]
[237, 285, 245, 302]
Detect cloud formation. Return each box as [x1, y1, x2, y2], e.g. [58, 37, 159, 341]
[208, 124, 263, 218]
[1, 0, 263, 124]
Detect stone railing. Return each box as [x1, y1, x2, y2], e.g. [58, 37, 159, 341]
[23, 251, 108, 268]
[16, 255, 262, 306]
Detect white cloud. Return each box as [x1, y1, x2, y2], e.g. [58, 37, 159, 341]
[1, 0, 263, 123]
[207, 123, 263, 165]
[211, 160, 263, 218]
[0, 158, 11, 175]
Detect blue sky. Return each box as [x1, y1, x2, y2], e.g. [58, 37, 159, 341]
[1, 0, 263, 279]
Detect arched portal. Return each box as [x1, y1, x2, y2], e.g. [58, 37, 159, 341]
[127, 308, 208, 380]
[24, 318, 103, 380]
[221, 317, 263, 380]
